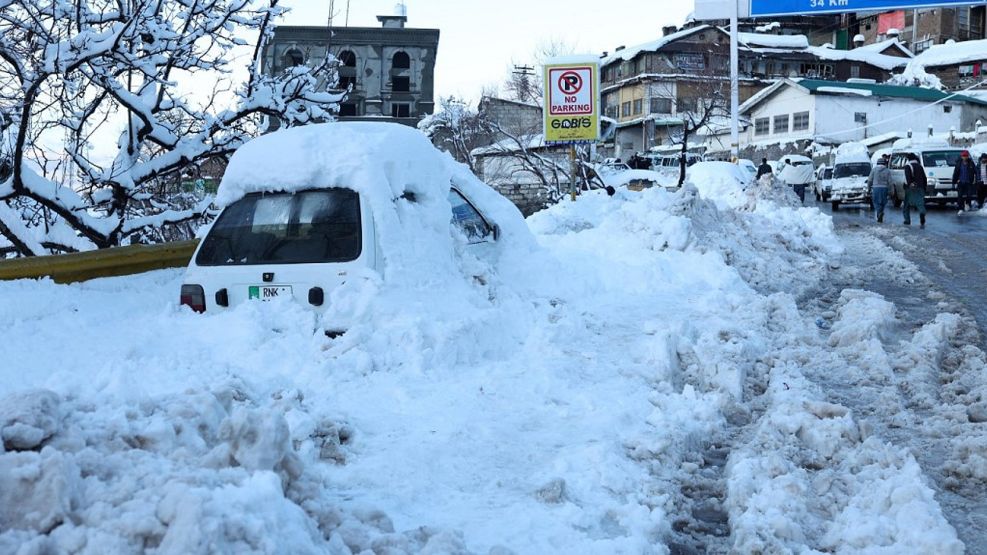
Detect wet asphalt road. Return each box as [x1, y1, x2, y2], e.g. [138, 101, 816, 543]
[815, 199, 987, 343]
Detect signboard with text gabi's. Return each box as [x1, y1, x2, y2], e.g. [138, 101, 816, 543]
[750, 0, 979, 17]
[543, 57, 600, 143]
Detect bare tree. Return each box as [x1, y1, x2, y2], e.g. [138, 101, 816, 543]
[0, 0, 344, 257]
[418, 97, 492, 173]
[653, 76, 729, 185]
[503, 37, 578, 105]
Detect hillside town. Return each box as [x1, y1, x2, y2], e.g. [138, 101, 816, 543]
[1, 2, 987, 554]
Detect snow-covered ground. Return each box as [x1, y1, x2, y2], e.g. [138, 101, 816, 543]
[0, 166, 975, 553]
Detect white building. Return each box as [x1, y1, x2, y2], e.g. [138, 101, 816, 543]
[738, 78, 987, 147]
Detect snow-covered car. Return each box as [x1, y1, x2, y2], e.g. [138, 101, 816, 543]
[179, 122, 526, 325]
[829, 161, 873, 210]
[813, 165, 834, 201]
[776, 155, 814, 185]
[598, 167, 675, 191]
[889, 145, 965, 207]
[737, 159, 758, 178]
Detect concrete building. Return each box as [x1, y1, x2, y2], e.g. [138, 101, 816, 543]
[263, 8, 439, 126]
[856, 7, 987, 52]
[736, 78, 987, 159]
[599, 25, 911, 159]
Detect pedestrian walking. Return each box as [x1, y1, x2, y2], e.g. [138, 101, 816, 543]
[756, 157, 773, 179]
[868, 156, 892, 223]
[903, 152, 927, 228]
[978, 153, 987, 209]
[952, 150, 978, 212]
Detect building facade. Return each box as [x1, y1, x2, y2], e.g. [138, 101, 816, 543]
[263, 12, 439, 126]
[599, 25, 910, 158]
[740, 79, 987, 149]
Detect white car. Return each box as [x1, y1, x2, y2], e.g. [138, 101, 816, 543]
[776, 155, 815, 186]
[737, 159, 757, 178]
[828, 161, 873, 210]
[180, 122, 526, 329]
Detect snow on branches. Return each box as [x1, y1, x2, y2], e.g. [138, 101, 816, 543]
[0, 0, 344, 256]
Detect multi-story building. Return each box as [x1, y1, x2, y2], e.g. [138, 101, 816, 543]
[855, 7, 987, 52]
[263, 8, 440, 126]
[599, 25, 911, 157]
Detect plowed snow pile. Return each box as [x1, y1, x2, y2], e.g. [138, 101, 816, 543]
[0, 167, 962, 553]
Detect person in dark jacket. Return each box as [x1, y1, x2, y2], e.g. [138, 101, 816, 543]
[978, 153, 987, 209]
[952, 150, 979, 212]
[756, 158, 773, 179]
[903, 152, 927, 227]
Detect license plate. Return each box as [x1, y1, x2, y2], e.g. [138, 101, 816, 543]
[248, 285, 292, 300]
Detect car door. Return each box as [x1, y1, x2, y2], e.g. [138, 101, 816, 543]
[448, 187, 498, 262]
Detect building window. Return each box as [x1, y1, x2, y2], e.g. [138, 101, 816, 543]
[677, 97, 697, 113]
[339, 103, 358, 117]
[392, 76, 410, 92]
[605, 106, 617, 118]
[621, 101, 631, 117]
[773, 114, 789, 134]
[944, 104, 953, 113]
[391, 103, 410, 118]
[850, 65, 861, 78]
[392, 51, 411, 69]
[793, 111, 810, 131]
[338, 50, 357, 67]
[914, 38, 933, 53]
[755, 117, 769, 136]
[633, 99, 643, 115]
[339, 75, 356, 89]
[284, 48, 304, 67]
[651, 98, 672, 113]
[959, 64, 976, 76]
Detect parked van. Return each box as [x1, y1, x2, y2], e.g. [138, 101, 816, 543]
[180, 122, 525, 324]
[889, 144, 965, 207]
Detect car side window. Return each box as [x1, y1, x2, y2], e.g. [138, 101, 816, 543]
[890, 154, 907, 169]
[448, 189, 493, 244]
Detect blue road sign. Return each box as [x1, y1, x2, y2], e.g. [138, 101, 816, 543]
[751, 0, 982, 17]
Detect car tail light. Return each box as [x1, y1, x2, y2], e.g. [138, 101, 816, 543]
[180, 284, 206, 313]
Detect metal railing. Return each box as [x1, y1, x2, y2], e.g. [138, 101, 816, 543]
[0, 240, 198, 284]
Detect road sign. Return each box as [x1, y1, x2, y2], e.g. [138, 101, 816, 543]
[543, 58, 600, 143]
[750, 0, 980, 17]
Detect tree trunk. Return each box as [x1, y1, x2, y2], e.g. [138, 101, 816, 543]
[678, 126, 689, 186]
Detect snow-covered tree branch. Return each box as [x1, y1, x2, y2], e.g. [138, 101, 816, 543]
[0, 0, 345, 257]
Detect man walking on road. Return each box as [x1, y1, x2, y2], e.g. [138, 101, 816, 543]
[903, 153, 927, 228]
[756, 158, 773, 179]
[952, 150, 979, 212]
[868, 156, 892, 223]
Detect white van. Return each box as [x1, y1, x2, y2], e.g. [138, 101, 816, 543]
[179, 122, 525, 323]
[889, 144, 965, 207]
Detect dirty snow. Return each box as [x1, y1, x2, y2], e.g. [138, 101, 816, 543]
[0, 163, 969, 553]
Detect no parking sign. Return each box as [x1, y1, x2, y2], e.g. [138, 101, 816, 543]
[544, 57, 600, 143]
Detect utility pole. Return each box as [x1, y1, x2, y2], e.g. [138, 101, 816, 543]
[513, 64, 535, 102]
[730, 0, 739, 162]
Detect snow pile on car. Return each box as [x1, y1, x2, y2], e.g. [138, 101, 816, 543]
[834, 141, 871, 165]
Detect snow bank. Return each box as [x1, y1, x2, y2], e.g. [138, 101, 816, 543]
[684, 161, 751, 209]
[0, 162, 963, 553]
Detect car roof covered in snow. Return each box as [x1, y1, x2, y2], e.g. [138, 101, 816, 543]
[215, 122, 535, 278]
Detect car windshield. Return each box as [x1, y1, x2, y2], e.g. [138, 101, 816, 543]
[823, 168, 833, 179]
[833, 163, 870, 178]
[196, 189, 361, 266]
[922, 151, 962, 168]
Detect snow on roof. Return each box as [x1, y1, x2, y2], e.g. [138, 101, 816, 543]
[738, 32, 807, 49]
[817, 86, 873, 96]
[907, 38, 987, 68]
[470, 133, 554, 156]
[856, 38, 913, 58]
[803, 45, 910, 70]
[861, 131, 907, 147]
[601, 25, 710, 65]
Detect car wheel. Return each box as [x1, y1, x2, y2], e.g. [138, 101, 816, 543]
[831, 201, 840, 211]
